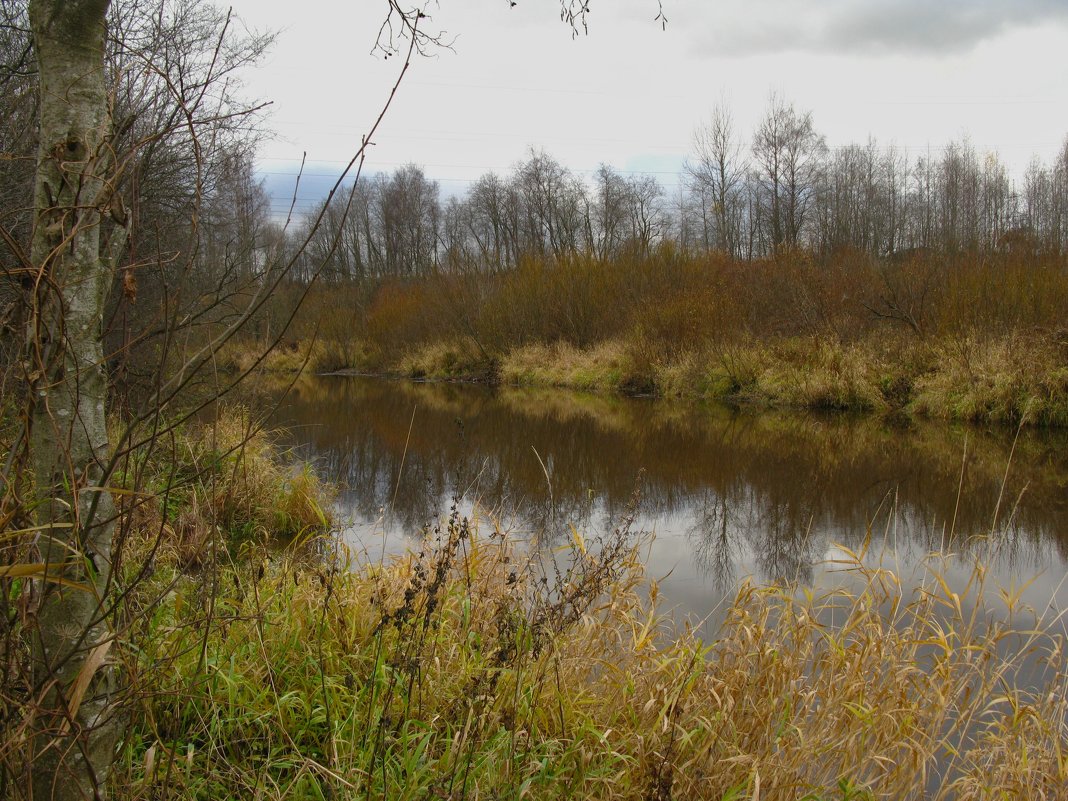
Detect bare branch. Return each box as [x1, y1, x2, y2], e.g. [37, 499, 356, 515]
[374, 1, 452, 58]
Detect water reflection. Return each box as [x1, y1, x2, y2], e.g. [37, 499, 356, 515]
[269, 376, 1068, 630]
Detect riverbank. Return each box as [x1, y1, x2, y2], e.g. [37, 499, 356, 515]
[222, 327, 1068, 428]
[231, 247, 1068, 428]
[98, 408, 1066, 799]
[1, 399, 1056, 798]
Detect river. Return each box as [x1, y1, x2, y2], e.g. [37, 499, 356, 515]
[268, 374, 1068, 638]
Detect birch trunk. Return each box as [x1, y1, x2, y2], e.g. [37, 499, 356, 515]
[26, 2, 119, 798]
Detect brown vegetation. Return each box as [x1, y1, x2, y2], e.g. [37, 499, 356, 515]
[240, 248, 1068, 426]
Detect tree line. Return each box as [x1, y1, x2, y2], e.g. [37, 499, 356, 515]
[291, 95, 1068, 283]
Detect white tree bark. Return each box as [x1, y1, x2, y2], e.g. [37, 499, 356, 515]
[26, 2, 119, 799]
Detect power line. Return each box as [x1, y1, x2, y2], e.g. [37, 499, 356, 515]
[256, 168, 686, 180]
[254, 138, 1065, 170]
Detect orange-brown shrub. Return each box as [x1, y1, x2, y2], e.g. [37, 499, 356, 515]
[242, 248, 1068, 376]
[363, 279, 440, 351]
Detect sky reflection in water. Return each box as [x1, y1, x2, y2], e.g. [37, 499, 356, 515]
[269, 375, 1068, 638]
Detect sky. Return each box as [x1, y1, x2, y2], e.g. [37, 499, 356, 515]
[221, 0, 1068, 217]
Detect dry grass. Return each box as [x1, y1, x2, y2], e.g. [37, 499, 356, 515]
[911, 333, 1068, 426]
[217, 326, 1068, 428]
[108, 441, 1068, 800]
[752, 337, 891, 410]
[501, 340, 632, 392]
[214, 335, 384, 378]
[394, 337, 495, 381]
[114, 408, 331, 570]
[215, 339, 322, 375]
[489, 330, 1068, 426]
[0, 401, 1047, 799]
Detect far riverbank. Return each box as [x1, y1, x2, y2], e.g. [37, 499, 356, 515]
[224, 328, 1068, 428]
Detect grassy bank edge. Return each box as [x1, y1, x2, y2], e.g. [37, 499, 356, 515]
[221, 330, 1068, 428]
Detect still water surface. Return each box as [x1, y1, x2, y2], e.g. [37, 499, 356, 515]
[270, 375, 1068, 636]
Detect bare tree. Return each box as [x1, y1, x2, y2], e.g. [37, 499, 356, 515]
[0, 1, 36, 383]
[514, 148, 585, 260]
[7, 3, 277, 797]
[752, 94, 826, 254]
[626, 173, 668, 254]
[686, 102, 746, 256]
[465, 171, 512, 270]
[881, 142, 908, 255]
[376, 164, 440, 276]
[587, 164, 630, 260]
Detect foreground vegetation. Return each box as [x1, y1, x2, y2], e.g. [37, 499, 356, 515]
[15, 409, 1054, 800]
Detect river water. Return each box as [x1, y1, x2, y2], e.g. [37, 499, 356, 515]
[269, 375, 1068, 637]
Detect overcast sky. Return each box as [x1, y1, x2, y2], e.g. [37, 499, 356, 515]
[222, 1, 1068, 215]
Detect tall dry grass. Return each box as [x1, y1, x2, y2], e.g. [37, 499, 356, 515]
[105, 435, 1068, 800]
[112, 407, 331, 568]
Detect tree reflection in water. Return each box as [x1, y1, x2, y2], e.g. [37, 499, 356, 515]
[269, 376, 1068, 630]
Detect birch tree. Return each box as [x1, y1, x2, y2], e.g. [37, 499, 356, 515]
[686, 103, 746, 256]
[752, 95, 825, 254]
[25, 2, 121, 798]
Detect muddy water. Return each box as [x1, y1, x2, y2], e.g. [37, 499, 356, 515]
[269, 375, 1068, 636]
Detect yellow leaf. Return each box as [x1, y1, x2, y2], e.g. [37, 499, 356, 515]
[569, 523, 586, 556]
[0, 563, 94, 592]
[62, 639, 113, 733]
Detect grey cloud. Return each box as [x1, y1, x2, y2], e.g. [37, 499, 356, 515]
[694, 0, 1068, 57]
